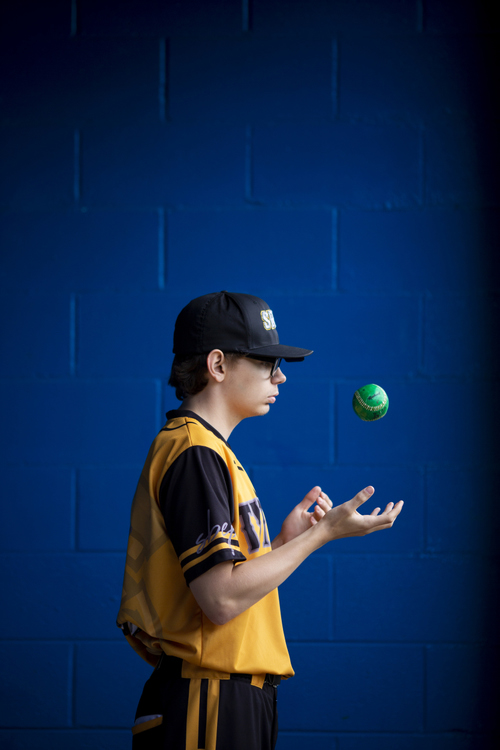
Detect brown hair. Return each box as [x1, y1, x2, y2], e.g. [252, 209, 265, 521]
[168, 352, 243, 401]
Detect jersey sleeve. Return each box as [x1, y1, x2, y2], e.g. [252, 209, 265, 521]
[159, 445, 246, 584]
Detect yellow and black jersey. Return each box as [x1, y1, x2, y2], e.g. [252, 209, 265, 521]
[117, 410, 294, 679]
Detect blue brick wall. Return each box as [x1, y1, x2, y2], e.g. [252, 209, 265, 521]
[1, 1, 499, 748]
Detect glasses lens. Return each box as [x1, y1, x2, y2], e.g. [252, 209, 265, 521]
[271, 358, 282, 377]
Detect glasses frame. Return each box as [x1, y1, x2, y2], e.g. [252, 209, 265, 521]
[244, 354, 283, 377]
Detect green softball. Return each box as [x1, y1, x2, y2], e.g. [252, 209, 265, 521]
[352, 384, 389, 422]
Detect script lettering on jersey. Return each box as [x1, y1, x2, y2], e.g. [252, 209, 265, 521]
[239, 497, 271, 554]
[195, 509, 237, 556]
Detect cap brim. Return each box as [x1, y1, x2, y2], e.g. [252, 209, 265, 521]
[244, 344, 313, 362]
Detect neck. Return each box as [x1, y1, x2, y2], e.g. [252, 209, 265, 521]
[181, 392, 241, 441]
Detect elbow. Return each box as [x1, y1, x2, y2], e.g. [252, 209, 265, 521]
[203, 599, 238, 626]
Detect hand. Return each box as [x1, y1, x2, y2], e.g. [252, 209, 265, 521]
[319, 486, 404, 540]
[273, 486, 333, 548]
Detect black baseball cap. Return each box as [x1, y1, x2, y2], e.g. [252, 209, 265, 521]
[173, 291, 313, 361]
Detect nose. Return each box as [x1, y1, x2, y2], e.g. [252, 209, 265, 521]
[271, 367, 286, 384]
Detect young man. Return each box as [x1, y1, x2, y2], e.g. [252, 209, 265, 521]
[117, 291, 403, 750]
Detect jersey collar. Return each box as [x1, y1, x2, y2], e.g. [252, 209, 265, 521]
[165, 409, 230, 447]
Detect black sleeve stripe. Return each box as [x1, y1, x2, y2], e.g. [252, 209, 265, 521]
[180, 533, 242, 564]
[181, 540, 246, 572]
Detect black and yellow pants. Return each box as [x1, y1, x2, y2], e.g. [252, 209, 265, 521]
[132, 655, 280, 750]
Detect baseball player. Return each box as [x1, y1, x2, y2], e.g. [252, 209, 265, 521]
[117, 291, 403, 750]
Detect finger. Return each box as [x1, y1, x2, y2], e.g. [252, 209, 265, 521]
[350, 486, 375, 509]
[316, 494, 332, 512]
[313, 504, 328, 521]
[299, 486, 322, 511]
[370, 507, 381, 516]
[387, 500, 404, 518]
[318, 491, 333, 509]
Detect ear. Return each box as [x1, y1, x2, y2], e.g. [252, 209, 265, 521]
[205, 349, 228, 383]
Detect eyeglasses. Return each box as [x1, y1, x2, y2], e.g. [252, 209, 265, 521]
[245, 355, 283, 377]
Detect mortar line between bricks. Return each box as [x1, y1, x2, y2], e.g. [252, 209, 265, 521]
[69, 642, 76, 726]
[70, 0, 78, 36]
[158, 208, 166, 289]
[69, 294, 77, 376]
[417, 0, 424, 33]
[71, 468, 79, 551]
[422, 644, 428, 730]
[423, 466, 429, 552]
[331, 38, 339, 119]
[245, 125, 253, 200]
[155, 379, 163, 433]
[330, 555, 336, 641]
[159, 39, 169, 122]
[329, 380, 336, 465]
[332, 208, 338, 291]
[419, 125, 426, 206]
[73, 130, 81, 205]
[242, 0, 252, 32]
[418, 294, 425, 374]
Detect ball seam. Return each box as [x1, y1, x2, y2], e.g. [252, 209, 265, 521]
[354, 390, 387, 412]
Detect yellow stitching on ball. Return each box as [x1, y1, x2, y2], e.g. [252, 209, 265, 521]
[354, 390, 387, 411]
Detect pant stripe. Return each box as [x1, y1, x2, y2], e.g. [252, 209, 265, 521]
[198, 679, 208, 748]
[205, 679, 220, 750]
[186, 678, 201, 750]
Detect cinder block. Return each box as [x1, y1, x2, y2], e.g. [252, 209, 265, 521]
[80, 0, 242, 35]
[279, 735, 337, 750]
[340, 36, 498, 124]
[1, 467, 73, 551]
[336, 382, 497, 466]
[167, 209, 334, 294]
[339, 208, 500, 293]
[271, 294, 420, 379]
[335, 555, 499, 643]
[252, 466, 422, 554]
[1, 38, 158, 125]
[0, 124, 73, 209]
[75, 641, 152, 728]
[0, 381, 158, 465]
[426, 468, 500, 554]
[425, 0, 500, 33]
[280, 643, 423, 732]
[338, 737, 425, 750]
[78, 292, 182, 377]
[426, 645, 500, 733]
[82, 122, 244, 207]
[0, 293, 70, 376]
[279, 555, 332, 641]
[1, 553, 125, 639]
[338, 734, 482, 750]
[0, 731, 132, 750]
[230, 380, 330, 466]
[0, 0, 70, 37]
[424, 296, 499, 377]
[78, 465, 143, 551]
[169, 37, 332, 121]
[425, 119, 500, 206]
[0, 210, 160, 292]
[252, 0, 416, 33]
[0, 642, 72, 727]
[252, 122, 420, 208]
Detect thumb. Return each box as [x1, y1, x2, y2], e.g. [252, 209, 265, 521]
[351, 486, 375, 509]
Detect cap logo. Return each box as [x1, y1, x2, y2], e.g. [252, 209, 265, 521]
[260, 310, 276, 331]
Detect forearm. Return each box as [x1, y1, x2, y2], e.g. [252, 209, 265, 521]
[191, 520, 330, 625]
